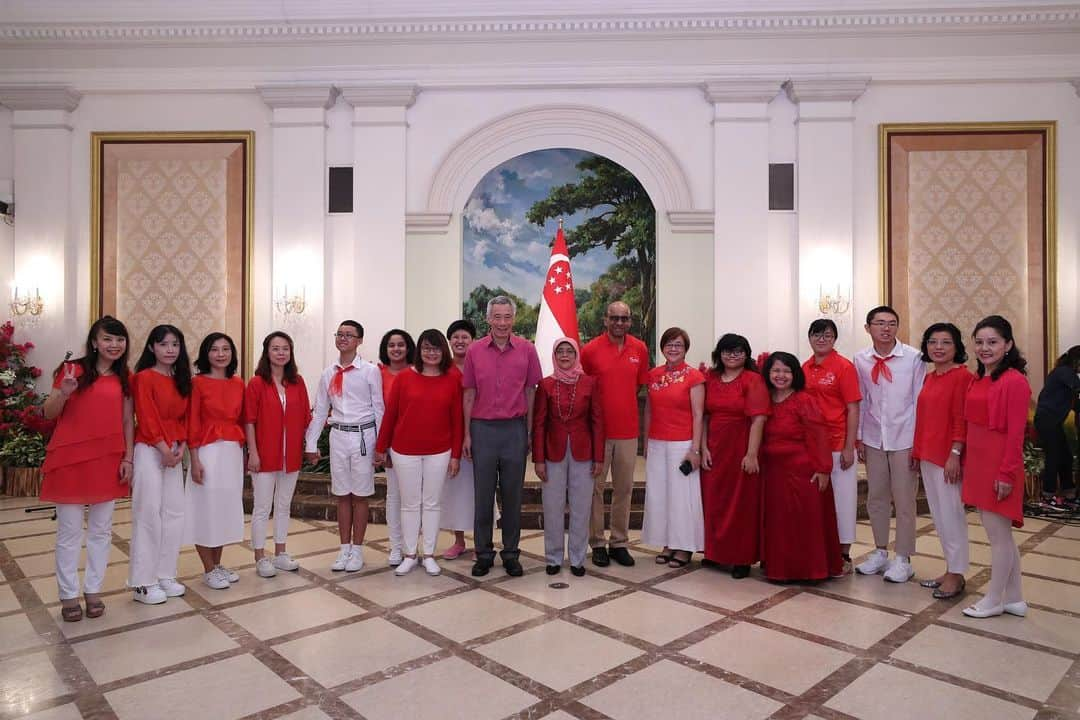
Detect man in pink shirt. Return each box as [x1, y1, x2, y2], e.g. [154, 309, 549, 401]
[462, 296, 543, 577]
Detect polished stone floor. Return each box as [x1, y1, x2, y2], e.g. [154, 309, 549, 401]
[2, 494, 1080, 720]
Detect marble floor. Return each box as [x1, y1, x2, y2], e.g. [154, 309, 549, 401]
[2, 496, 1080, 720]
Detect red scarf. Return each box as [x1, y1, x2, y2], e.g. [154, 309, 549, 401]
[330, 364, 354, 397]
[871, 355, 894, 384]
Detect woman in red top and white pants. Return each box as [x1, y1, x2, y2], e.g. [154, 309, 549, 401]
[375, 329, 463, 576]
[42, 316, 134, 622]
[245, 332, 312, 579]
[911, 323, 973, 600]
[533, 338, 604, 576]
[184, 332, 246, 590]
[378, 328, 415, 567]
[129, 324, 192, 605]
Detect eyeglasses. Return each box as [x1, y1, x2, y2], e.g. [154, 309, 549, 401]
[607, 315, 631, 323]
[333, 332, 359, 340]
[810, 333, 836, 341]
[720, 349, 746, 356]
[869, 321, 898, 329]
[663, 342, 686, 350]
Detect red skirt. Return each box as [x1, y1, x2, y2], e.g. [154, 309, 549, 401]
[761, 449, 842, 581]
[701, 418, 761, 565]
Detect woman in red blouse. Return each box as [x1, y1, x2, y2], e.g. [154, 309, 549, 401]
[533, 338, 604, 576]
[641, 327, 705, 568]
[374, 329, 463, 576]
[42, 316, 134, 622]
[759, 352, 842, 582]
[245, 332, 312, 579]
[378, 328, 415, 567]
[961, 316, 1031, 618]
[912, 323, 973, 600]
[184, 332, 246, 590]
[128, 324, 192, 605]
[700, 333, 768, 578]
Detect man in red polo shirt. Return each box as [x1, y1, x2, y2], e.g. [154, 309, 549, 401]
[581, 301, 650, 567]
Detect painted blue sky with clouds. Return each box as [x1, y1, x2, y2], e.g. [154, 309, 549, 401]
[463, 148, 619, 306]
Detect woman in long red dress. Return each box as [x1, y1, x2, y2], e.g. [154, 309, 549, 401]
[759, 352, 842, 582]
[961, 315, 1031, 618]
[700, 333, 768, 578]
[377, 328, 415, 567]
[41, 316, 134, 621]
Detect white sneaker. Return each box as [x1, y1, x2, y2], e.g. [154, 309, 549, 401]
[132, 583, 167, 605]
[203, 569, 230, 590]
[256, 557, 278, 578]
[395, 556, 418, 575]
[388, 547, 404, 567]
[215, 565, 239, 583]
[273, 553, 300, 571]
[856, 549, 890, 575]
[422, 556, 441, 576]
[158, 577, 186, 597]
[345, 547, 365, 572]
[331, 547, 351, 572]
[883, 556, 914, 583]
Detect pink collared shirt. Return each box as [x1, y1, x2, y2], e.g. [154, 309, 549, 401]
[462, 334, 543, 420]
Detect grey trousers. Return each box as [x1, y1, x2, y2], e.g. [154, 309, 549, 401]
[471, 417, 527, 563]
[542, 452, 593, 567]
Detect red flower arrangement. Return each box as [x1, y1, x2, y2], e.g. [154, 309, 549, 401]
[0, 321, 53, 444]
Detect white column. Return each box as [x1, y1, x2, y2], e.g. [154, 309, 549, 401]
[257, 83, 336, 388]
[339, 84, 416, 346]
[704, 79, 781, 355]
[787, 77, 869, 357]
[0, 85, 80, 386]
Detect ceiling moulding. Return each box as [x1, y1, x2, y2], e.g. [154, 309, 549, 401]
[784, 76, 871, 103]
[256, 83, 337, 108]
[0, 84, 81, 111]
[405, 212, 454, 234]
[703, 78, 784, 103]
[667, 210, 715, 234]
[339, 84, 419, 107]
[3, 8, 1080, 45]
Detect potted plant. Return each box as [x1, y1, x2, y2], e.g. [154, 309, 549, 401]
[0, 321, 52, 496]
[1023, 419, 1046, 502]
[0, 427, 47, 495]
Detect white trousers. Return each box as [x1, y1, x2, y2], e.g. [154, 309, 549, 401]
[55, 501, 115, 601]
[129, 443, 185, 586]
[385, 465, 403, 554]
[831, 451, 858, 545]
[251, 470, 299, 549]
[920, 460, 970, 573]
[641, 439, 704, 552]
[391, 450, 450, 556]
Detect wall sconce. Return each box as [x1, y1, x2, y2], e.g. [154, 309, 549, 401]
[10, 286, 44, 318]
[818, 284, 850, 316]
[275, 284, 306, 315]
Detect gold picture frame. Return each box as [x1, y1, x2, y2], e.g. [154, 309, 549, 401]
[879, 121, 1057, 383]
[90, 131, 255, 375]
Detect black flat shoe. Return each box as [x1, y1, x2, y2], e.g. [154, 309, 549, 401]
[609, 547, 635, 567]
[546, 564, 560, 575]
[504, 558, 524, 577]
[570, 566, 585, 577]
[592, 547, 610, 567]
[471, 561, 492, 577]
[732, 565, 751, 579]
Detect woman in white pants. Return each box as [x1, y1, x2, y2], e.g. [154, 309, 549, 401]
[41, 316, 134, 622]
[245, 332, 312, 578]
[184, 333, 247, 590]
[378, 329, 415, 567]
[375, 329, 463, 576]
[440, 319, 477, 559]
[533, 338, 605, 576]
[641, 327, 706, 568]
[912, 323, 974, 600]
[128, 324, 192, 604]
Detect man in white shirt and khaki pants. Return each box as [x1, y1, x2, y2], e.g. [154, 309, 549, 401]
[854, 305, 927, 584]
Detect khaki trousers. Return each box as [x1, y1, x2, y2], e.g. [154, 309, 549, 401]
[864, 446, 918, 557]
[589, 438, 637, 549]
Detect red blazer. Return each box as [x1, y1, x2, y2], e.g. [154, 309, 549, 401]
[244, 375, 312, 473]
[532, 375, 605, 464]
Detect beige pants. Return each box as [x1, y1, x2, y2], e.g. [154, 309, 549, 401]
[864, 446, 918, 557]
[590, 438, 637, 549]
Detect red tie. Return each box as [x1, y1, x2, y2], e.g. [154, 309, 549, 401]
[871, 355, 894, 384]
[330, 364, 354, 397]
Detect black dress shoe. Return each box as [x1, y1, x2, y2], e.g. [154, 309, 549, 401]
[471, 561, 492, 577]
[504, 558, 524, 577]
[546, 564, 560, 575]
[592, 547, 610, 567]
[609, 547, 635, 567]
[570, 565, 586, 577]
[732, 565, 751, 579]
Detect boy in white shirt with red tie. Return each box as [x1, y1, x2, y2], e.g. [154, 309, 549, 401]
[854, 306, 927, 583]
[305, 321, 384, 573]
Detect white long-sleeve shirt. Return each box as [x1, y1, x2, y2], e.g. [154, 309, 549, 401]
[304, 356, 384, 452]
[854, 341, 926, 451]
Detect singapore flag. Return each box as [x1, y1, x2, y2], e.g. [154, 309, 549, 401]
[535, 220, 580, 375]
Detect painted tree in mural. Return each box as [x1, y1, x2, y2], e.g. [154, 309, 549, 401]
[526, 156, 656, 353]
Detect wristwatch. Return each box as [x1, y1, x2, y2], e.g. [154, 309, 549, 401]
[950, 448, 962, 456]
